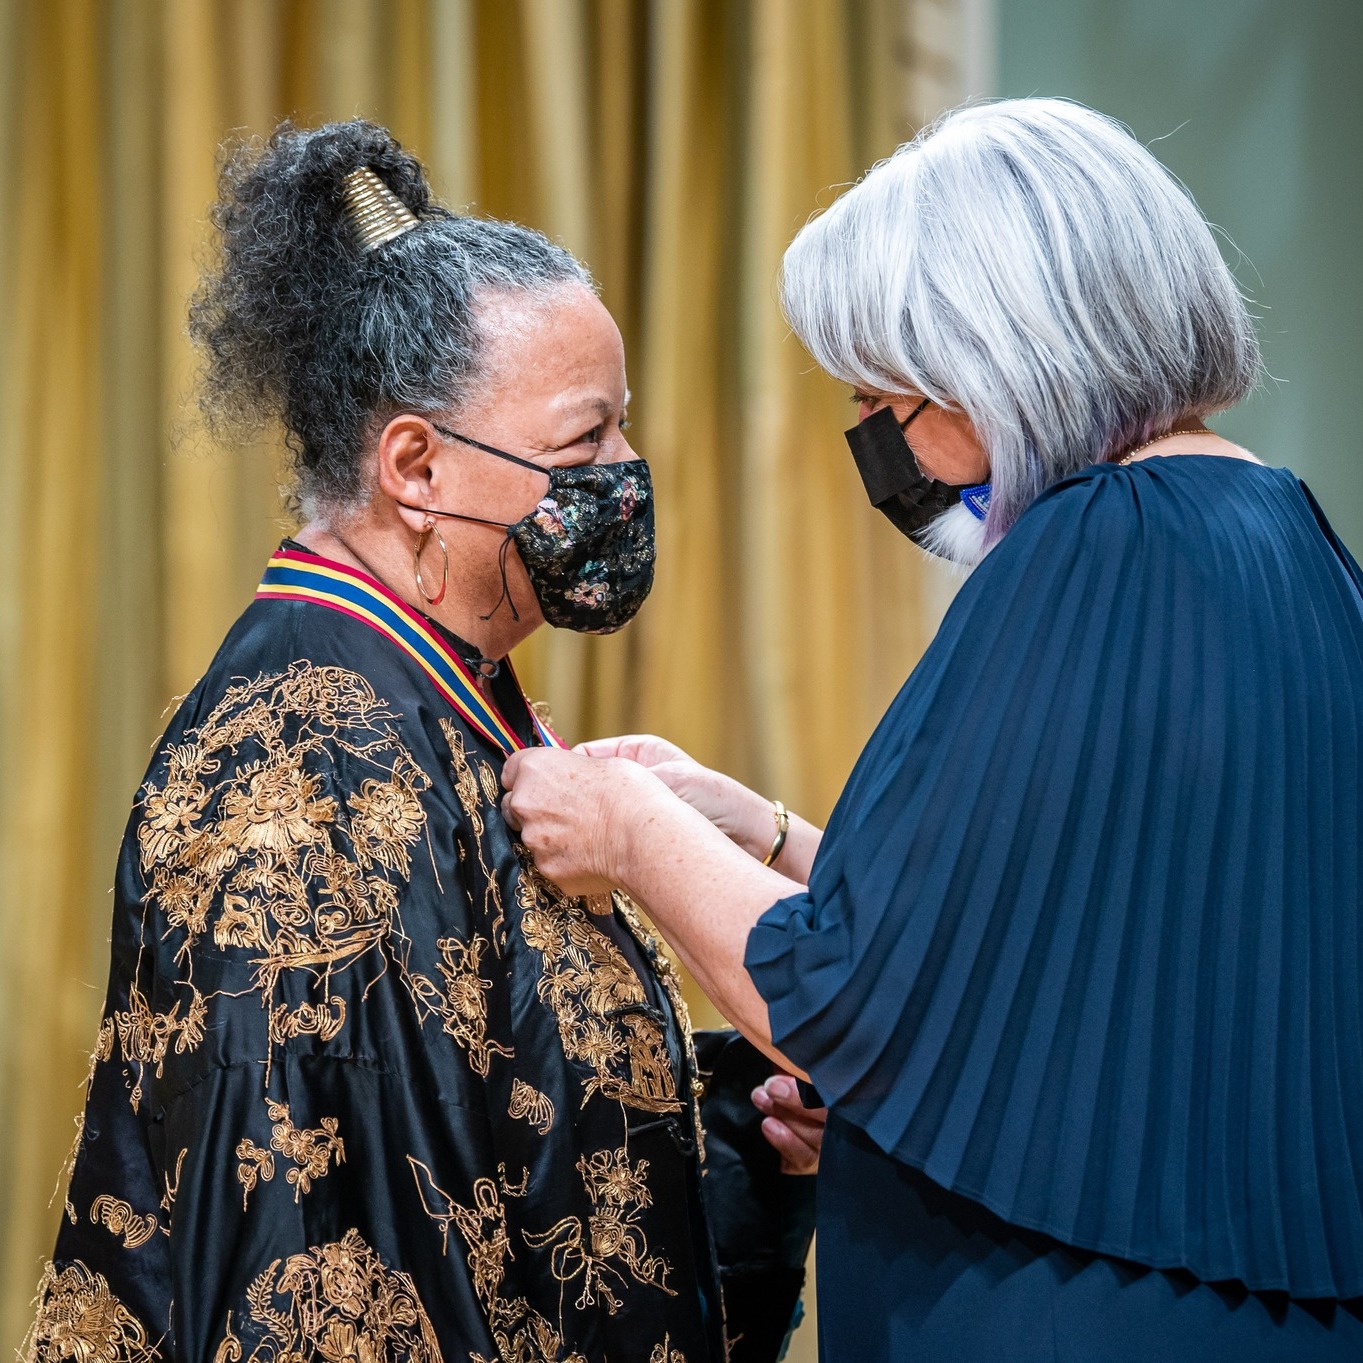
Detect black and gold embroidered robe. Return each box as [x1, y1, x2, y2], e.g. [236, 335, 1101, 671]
[26, 545, 748, 1363]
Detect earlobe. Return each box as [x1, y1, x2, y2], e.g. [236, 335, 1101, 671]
[413, 518, 449, 604]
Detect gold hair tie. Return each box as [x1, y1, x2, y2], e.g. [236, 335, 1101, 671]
[340, 167, 419, 253]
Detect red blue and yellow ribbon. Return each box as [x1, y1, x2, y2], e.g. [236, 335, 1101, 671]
[257, 547, 563, 756]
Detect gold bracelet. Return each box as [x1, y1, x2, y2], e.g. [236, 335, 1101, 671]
[762, 799, 790, 867]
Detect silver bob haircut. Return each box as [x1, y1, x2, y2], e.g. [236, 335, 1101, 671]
[781, 98, 1261, 548]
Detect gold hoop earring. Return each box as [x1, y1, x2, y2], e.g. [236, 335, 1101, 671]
[414, 519, 448, 606]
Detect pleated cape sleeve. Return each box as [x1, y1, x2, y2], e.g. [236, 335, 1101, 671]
[747, 456, 1363, 1299]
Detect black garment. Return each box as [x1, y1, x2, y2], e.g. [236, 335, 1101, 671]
[30, 546, 762, 1363]
[748, 457, 1363, 1358]
[693, 1032, 816, 1363]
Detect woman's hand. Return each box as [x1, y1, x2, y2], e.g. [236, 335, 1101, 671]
[576, 734, 776, 860]
[753, 1074, 827, 1175]
[505, 744, 805, 1057]
[502, 747, 674, 896]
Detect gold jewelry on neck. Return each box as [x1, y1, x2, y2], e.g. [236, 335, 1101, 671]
[414, 519, 449, 605]
[1115, 422, 1210, 466]
[340, 167, 420, 253]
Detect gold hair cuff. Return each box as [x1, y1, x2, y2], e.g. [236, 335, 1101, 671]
[341, 167, 419, 253]
[762, 799, 790, 867]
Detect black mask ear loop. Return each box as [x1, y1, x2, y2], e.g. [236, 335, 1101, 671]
[486, 529, 520, 623]
[899, 396, 932, 435]
[398, 421, 551, 623]
[395, 500, 523, 623]
[430, 422, 549, 476]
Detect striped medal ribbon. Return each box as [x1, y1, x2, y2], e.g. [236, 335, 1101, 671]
[257, 546, 563, 756]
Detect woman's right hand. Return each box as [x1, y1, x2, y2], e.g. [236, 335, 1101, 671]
[575, 734, 776, 860]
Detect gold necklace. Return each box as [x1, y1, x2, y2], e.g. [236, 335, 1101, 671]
[1114, 423, 1210, 466]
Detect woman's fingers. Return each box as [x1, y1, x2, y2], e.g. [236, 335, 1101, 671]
[759, 1116, 822, 1175]
[752, 1074, 828, 1174]
[501, 747, 529, 788]
[500, 748, 673, 897]
[649, 760, 706, 797]
[568, 739, 772, 851]
[752, 1084, 827, 1134]
[500, 749, 611, 890]
[756, 1074, 803, 1106]
[499, 749, 530, 830]
[574, 733, 690, 766]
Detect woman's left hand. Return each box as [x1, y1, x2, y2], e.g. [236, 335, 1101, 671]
[502, 747, 668, 895]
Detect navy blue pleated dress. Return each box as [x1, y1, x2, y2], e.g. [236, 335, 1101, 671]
[746, 455, 1363, 1360]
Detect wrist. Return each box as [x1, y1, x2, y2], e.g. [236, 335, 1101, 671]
[614, 772, 675, 893]
[762, 799, 790, 867]
[738, 790, 788, 864]
[722, 784, 763, 859]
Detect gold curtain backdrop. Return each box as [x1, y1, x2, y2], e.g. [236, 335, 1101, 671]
[0, 0, 953, 1339]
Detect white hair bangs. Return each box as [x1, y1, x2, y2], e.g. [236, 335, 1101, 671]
[781, 98, 1261, 546]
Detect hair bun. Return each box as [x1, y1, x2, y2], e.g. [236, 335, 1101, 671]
[189, 117, 590, 512]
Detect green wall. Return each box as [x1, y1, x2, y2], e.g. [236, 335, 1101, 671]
[994, 0, 1363, 548]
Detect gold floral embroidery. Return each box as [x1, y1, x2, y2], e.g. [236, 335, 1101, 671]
[268, 997, 346, 1045]
[140, 765, 212, 867]
[650, 1337, 687, 1363]
[347, 770, 426, 876]
[216, 762, 337, 856]
[236, 1099, 345, 1208]
[440, 722, 507, 947]
[472, 1315, 586, 1363]
[234, 1141, 274, 1207]
[517, 862, 680, 1114]
[51, 1117, 84, 1226]
[614, 893, 706, 1155]
[409, 1159, 581, 1363]
[269, 1100, 346, 1199]
[440, 721, 684, 1117]
[88, 1019, 114, 1090]
[23, 1260, 161, 1363]
[117, 664, 434, 1105]
[444, 725, 486, 836]
[507, 1079, 555, 1135]
[524, 1148, 675, 1312]
[214, 1229, 441, 1363]
[411, 935, 514, 1077]
[111, 984, 207, 1112]
[89, 1197, 159, 1249]
[160, 1149, 186, 1233]
[407, 1158, 515, 1299]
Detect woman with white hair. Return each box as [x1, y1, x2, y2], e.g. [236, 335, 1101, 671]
[503, 100, 1363, 1359]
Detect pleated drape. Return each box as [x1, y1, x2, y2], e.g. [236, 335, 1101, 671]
[0, 0, 952, 1338]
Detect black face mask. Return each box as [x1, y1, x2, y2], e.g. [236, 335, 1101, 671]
[844, 402, 990, 545]
[401, 424, 655, 635]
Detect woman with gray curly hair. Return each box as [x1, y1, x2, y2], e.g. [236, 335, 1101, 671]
[505, 99, 1363, 1360]
[27, 120, 819, 1363]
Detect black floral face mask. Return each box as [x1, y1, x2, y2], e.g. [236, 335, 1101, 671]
[401, 423, 655, 634]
